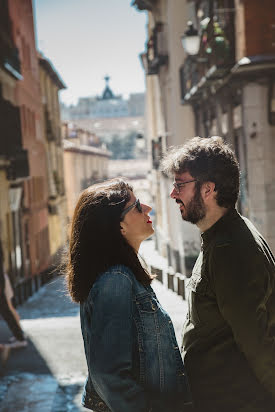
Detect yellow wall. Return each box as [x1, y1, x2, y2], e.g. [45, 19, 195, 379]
[64, 148, 109, 222]
[39, 61, 68, 259]
[48, 197, 68, 255]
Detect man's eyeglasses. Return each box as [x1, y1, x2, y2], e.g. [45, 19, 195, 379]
[172, 179, 197, 193]
[120, 199, 142, 220]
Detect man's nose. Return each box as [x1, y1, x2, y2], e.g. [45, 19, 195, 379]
[170, 187, 178, 198]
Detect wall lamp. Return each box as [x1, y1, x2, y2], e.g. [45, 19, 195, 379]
[181, 21, 200, 55]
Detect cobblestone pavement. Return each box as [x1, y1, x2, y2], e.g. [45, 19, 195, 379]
[0, 239, 188, 411]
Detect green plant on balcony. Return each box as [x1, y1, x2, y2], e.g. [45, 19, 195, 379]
[201, 19, 230, 66]
[213, 22, 230, 62]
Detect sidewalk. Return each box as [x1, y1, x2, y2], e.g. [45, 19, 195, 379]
[140, 239, 188, 344]
[0, 277, 87, 412]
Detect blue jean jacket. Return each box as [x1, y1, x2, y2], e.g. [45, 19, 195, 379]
[80, 264, 192, 412]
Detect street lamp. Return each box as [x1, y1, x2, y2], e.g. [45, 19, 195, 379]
[181, 21, 200, 55]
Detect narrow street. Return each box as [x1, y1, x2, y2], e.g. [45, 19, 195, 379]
[1, 0, 274, 409]
[0, 240, 188, 412]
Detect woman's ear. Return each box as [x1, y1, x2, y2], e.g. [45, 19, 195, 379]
[120, 222, 127, 235]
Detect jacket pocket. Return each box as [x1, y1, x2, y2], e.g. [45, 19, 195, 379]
[136, 292, 160, 313]
[135, 292, 162, 332]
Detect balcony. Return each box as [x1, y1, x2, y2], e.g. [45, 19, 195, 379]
[0, 96, 23, 154]
[3, 47, 22, 80]
[152, 136, 162, 169]
[141, 23, 168, 75]
[180, 2, 235, 103]
[131, 0, 156, 11]
[0, 95, 29, 179]
[0, 0, 22, 79]
[44, 107, 55, 142]
[6, 149, 29, 181]
[180, 56, 200, 101]
[0, 38, 22, 80]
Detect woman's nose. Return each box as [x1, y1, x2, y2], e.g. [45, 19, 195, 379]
[142, 203, 152, 213]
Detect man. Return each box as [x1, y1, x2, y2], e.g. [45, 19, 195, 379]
[161, 136, 275, 411]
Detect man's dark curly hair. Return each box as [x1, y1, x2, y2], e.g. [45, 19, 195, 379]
[161, 136, 240, 208]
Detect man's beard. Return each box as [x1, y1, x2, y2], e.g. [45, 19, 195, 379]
[179, 185, 206, 224]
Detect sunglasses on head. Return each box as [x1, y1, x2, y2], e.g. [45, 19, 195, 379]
[120, 199, 142, 220]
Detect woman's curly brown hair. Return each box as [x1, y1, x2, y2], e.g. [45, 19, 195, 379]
[66, 178, 153, 303]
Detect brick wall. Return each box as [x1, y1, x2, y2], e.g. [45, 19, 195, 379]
[8, 0, 50, 277]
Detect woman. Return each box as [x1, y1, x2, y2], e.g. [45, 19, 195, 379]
[66, 178, 192, 412]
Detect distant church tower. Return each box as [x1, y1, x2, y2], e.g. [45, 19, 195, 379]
[94, 75, 128, 117]
[100, 75, 116, 100]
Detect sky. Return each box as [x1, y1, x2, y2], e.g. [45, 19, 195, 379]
[33, 0, 147, 106]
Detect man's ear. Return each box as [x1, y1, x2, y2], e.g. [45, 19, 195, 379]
[201, 181, 216, 200]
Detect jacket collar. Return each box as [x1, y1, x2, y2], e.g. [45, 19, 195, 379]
[201, 208, 239, 247]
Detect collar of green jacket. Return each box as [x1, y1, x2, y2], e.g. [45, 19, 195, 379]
[201, 207, 239, 247]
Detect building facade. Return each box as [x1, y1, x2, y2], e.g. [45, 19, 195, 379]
[0, 0, 29, 283]
[62, 76, 145, 120]
[133, 0, 275, 275]
[180, 0, 275, 251]
[39, 54, 68, 261]
[61, 78, 146, 158]
[62, 123, 110, 221]
[66, 115, 145, 143]
[8, 0, 51, 293]
[134, 0, 200, 276]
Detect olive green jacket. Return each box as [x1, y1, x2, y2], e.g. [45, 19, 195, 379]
[182, 208, 275, 412]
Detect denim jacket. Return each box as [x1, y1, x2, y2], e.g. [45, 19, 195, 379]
[80, 264, 192, 412]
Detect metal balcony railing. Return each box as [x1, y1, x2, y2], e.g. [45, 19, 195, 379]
[180, 1, 235, 103]
[152, 136, 162, 169]
[132, 0, 156, 11]
[145, 23, 168, 75]
[3, 47, 22, 80]
[0, 96, 23, 155]
[0, 94, 29, 180]
[6, 149, 29, 181]
[44, 108, 55, 141]
[0, 0, 22, 79]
